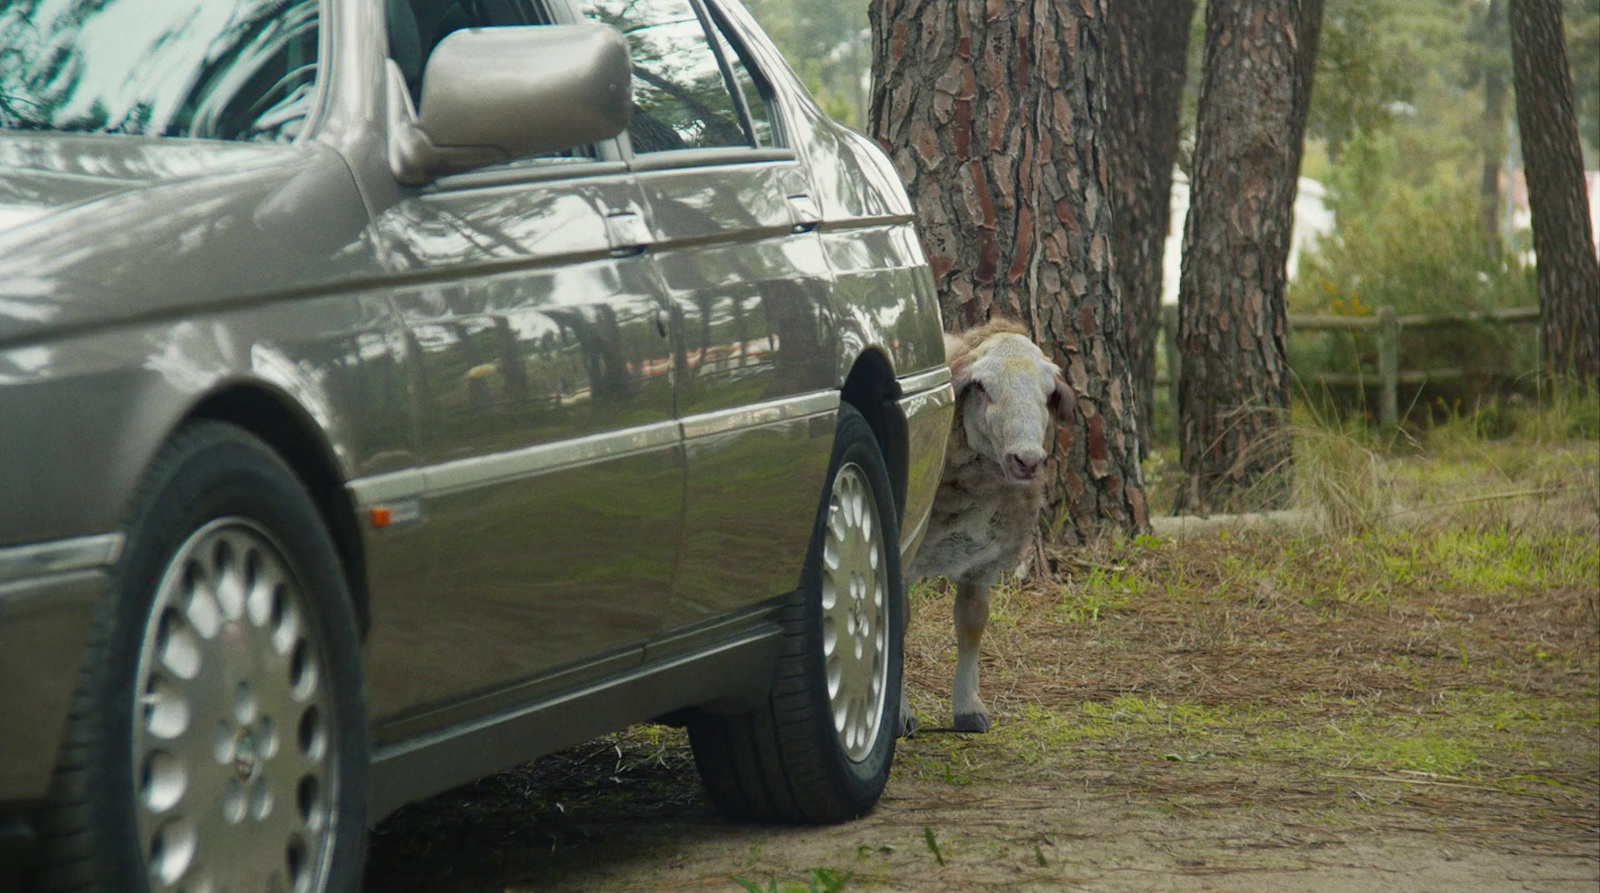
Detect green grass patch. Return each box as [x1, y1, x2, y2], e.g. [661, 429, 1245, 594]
[1056, 566, 1142, 623]
[1422, 527, 1599, 592]
[731, 868, 852, 893]
[1128, 522, 1597, 607]
[897, 688, 1594, 786]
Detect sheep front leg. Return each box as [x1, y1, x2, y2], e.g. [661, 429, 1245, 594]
[951, 576, 992, 732]
[898, 681, 918, 737]
[897, 577, 919, 737]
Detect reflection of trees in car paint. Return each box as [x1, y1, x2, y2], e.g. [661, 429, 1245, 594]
[378, 197, 682, 703]
[377, 176, 676, 456]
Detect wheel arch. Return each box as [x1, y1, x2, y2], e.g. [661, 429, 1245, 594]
[184, 385, 371, 636]
[840, 349, 908, 524]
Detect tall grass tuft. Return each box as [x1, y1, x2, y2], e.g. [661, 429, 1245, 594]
[1216, 398, 1391, 532]
[1289, 412, 1391, 534]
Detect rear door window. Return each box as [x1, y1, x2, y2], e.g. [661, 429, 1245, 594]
[706, 8, 774, 148]
[579, 0, 760, 154]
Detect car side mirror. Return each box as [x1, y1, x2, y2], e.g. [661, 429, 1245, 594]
[386, 24, 632, 185]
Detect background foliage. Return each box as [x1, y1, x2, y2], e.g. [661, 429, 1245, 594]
[743, 0, 870, 129]
[748, 0, 1599, 428]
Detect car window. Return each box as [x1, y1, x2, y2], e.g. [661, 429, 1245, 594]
[579, 0, 750, 154]
[0, 0, 319, 142]
[386, 0, 529, 108]
[705, 7, 774, 148]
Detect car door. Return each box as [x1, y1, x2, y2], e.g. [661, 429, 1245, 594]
[574, 0, 840, 630]
[364, 0, 683, 727]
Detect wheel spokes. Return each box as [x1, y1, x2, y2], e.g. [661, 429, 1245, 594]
[820, 463, 890, 762]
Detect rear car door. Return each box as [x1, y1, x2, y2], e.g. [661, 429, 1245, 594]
[364, 0, 683, 729]
[575, 0, 840, 629]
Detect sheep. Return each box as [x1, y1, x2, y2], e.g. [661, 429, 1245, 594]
[903, 319, 1074, 734]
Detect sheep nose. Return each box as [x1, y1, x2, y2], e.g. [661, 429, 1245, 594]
[1005, 452, 1044, 482]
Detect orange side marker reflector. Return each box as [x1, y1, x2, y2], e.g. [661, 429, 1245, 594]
[369, 507, 393, 528]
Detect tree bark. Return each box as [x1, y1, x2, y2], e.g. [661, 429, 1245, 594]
[1508, 0, 1600, 382]
[870, 0, 1148, 542]
[1105, 0, 1196, 459]
[1174, 0, 1323, 515]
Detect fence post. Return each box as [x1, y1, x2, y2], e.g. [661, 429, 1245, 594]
[1163, 304, 1180, 420]
[1377, 305, 1399, 432]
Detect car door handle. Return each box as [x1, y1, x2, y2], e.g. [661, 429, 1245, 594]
[787, 194, 821, 234]
[605, 211, 652, 257]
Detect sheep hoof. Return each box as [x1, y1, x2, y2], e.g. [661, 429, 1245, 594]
[897, 712, 920, 738]
[953, 712, 991, 733]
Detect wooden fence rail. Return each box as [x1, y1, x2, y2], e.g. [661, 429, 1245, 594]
[1158, 305, 1541, 431]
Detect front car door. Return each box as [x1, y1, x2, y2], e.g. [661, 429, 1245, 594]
[361, 0, 683, 732]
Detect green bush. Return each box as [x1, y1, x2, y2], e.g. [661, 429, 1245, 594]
[1288, 131, 1538, 424]
[1292, 136, 1534, 317]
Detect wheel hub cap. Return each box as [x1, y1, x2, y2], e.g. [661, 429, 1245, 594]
[820, 462, 890, 762]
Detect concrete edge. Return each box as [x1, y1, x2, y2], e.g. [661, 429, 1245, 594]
[1149, 509, 1316, 540]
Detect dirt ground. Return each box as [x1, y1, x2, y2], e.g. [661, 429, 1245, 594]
[365, 528, 1599, 892]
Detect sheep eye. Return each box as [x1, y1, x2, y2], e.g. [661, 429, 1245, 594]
[970, 381, 987, 398]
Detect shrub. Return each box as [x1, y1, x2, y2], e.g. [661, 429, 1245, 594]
[1288, 132, 1538, 425]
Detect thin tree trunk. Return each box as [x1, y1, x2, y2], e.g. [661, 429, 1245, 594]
[870, 0, 1148, 542]
[1174, 0, 1323, 515]
[1480, 0, 1506, 256]
[1509, 0, 1600, 382]
[1105, 0, 1196, 459]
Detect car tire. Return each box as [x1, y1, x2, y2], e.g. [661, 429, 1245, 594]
[687, 403, 903, 824]
[29, 422, 367, 893]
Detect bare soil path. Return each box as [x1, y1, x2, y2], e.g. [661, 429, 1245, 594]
[366, 528, 1599, 892]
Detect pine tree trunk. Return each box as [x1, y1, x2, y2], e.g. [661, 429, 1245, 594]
[1174, 0, 1323, 515]
[1509, 0, 1600, 382]
[870, 0, 1149, 542]
[1105, 0, 1196, 459]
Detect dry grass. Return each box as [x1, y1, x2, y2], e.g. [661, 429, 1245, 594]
[904, 533, 1597, 788]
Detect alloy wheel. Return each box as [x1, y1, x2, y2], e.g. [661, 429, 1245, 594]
[131, 518, 339, 893]
[819, 462, 890, 762]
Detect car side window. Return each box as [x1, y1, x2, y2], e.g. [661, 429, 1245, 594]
[579, 0, 751, 154]
[0, 0, 319, 142]
[386, 0, 528, 109]
[705, 9, 775, 148]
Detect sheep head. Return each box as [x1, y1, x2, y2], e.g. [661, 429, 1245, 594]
[948, 331, 1074, 486]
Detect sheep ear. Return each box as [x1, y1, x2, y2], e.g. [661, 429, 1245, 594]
[1048, 374, 1075, 424]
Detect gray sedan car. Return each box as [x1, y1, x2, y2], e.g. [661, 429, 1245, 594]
[0, 0, 953, 889]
